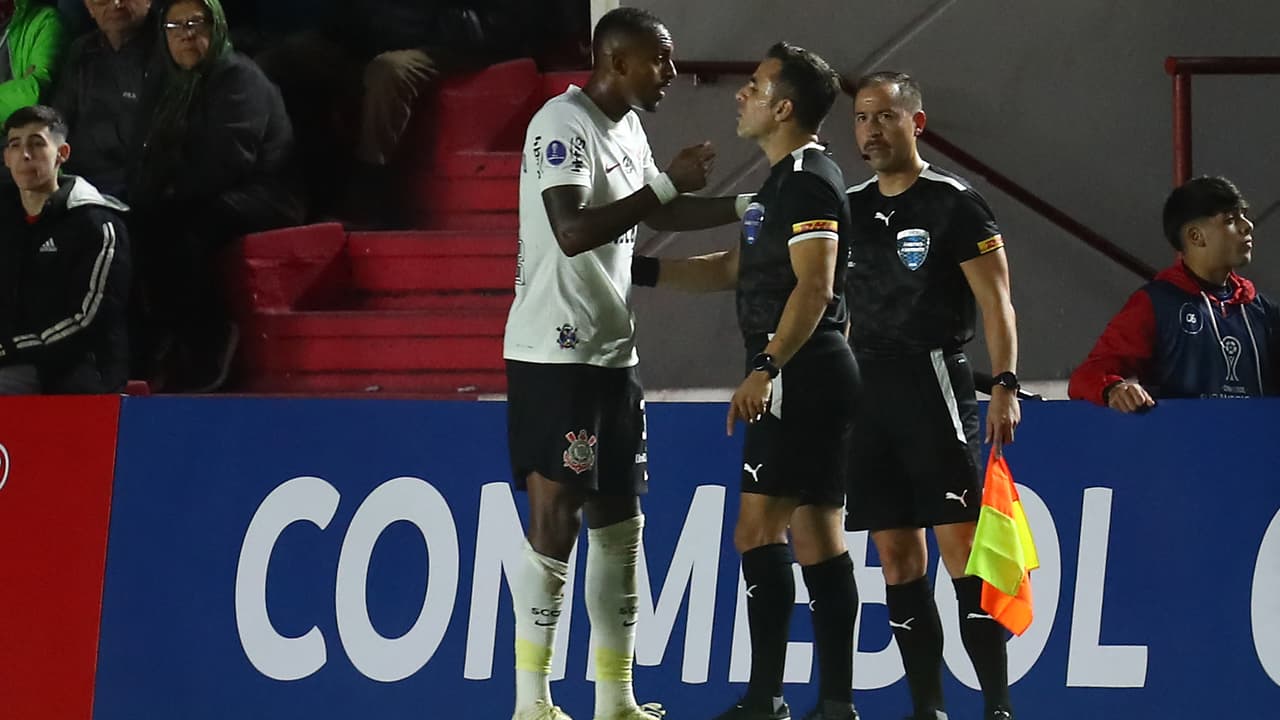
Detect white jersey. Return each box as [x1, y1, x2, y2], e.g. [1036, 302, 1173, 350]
[503, 85, 660, 368]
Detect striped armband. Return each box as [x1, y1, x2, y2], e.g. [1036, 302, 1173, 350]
[789, 219, 839, 246]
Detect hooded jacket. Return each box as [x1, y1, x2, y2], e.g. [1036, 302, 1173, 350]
[1069, 262, 1280, 404]
[0, 176, 131, 393]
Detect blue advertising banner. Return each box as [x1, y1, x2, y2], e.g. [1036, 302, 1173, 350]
[95, 398, 1280, 719]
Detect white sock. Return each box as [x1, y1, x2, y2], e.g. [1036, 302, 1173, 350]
[512, 541, 569, 714]
[586, 515, 645, 717]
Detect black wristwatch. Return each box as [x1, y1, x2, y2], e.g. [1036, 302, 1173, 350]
[992, 371, 1020, 391]
[750, 352, 781, 378]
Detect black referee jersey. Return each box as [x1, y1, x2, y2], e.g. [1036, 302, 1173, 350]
[845, 163, 1004, 356]
[737, 142, 851, 344]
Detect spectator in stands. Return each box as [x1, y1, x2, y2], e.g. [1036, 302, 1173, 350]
[1069, 176, 1280, 411]
[255, 0, 532, 226]
[131, 0, 302, 392]
[51, 0, 157, 200]
[56, 0, 90, 36]
[0, 1, 66, 130]
[0, 105, 131, 395]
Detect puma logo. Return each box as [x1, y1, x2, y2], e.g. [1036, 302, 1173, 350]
[874, 210, 895, 226]
[966, 612, 995, 621]
[945, 490, 969, 507]
[743, 463, 764, 482]
[745, 584, 758, 598]
[889, 617, 915, 631]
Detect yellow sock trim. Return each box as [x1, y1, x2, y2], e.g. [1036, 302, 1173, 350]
[515, 638, 553, 674]
[594, 645, 633, 682]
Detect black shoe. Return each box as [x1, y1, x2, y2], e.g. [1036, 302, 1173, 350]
[987, 710, 1013, 720]
[799, 700, 858, 720]
[713, 696, 791, 720]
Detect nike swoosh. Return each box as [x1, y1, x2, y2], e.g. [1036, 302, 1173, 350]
[534, 620, 557, 627]
[623, 620, 638, 627]
[606, 163, 621, 173]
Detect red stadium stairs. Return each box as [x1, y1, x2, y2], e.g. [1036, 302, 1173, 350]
[226, 60, 589, 396]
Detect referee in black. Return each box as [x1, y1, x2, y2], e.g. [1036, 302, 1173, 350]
[843, 72, 1020, 720]
[634, 43, 860, 720]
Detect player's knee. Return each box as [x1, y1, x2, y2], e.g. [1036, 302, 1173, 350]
[733, 520, 788, 554]
[873, 534, 928, 584]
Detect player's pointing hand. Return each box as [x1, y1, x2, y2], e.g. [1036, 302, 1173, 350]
[667, 141, 716, 193]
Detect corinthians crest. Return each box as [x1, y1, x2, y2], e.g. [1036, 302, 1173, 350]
[563, 430, 598, 474]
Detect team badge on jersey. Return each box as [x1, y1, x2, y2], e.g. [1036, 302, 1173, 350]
[556, 324, 579, 349]
[1179, 303, 1204, 335]
[742, 202, 766, 245]
[896, 228, 931, 271]
[546, 140, 568, 166]
[563, 430, 598, 474]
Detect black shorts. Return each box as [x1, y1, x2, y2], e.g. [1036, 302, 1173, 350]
[740, 330, 859, 507]
[845, 349, 981, 531]
[506, 360, 648, 496]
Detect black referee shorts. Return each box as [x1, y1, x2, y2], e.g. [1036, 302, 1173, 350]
[740, 330, 859, 508]
[505, 360, 648, 496]
[845, 349, 982, 531]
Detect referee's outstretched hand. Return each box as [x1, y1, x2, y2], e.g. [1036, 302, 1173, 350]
[727, 371, 773, 435]
[987, 388, 1020, 457]
[667, 141, 716, 193]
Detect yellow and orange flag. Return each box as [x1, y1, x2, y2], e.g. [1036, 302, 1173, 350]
[964, 451, 1040, 635]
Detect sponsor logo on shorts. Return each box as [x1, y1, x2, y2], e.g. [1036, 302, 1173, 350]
[945, 489, 969, 508]
[977, 234, 1004, 254]
[563, 430, 598, 474]
[743, 463, 764, 483]
[556, 324, 579, 350]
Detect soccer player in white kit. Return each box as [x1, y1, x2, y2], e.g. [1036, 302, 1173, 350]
[503, 8, 753, 720]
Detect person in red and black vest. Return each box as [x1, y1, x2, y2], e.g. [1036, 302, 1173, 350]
[1070, 176, 1280, 412]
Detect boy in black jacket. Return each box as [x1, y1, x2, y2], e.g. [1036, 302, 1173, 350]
[0, 105, 131, 394]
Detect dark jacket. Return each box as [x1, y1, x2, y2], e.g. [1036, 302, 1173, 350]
[1069, 262, 1280, 404]
[50, 17, 161, 201]
[0, 176, 131, 393]
[137, 51, 303, 233]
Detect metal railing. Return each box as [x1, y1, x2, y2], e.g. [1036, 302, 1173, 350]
[1165, 56, 1280, 186]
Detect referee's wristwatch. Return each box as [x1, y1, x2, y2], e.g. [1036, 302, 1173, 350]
[992, 371, 1020, 392]
[751, 352, 781, 379]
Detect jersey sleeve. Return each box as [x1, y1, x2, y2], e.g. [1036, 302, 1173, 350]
[525, 103, 593, 192]
[948, 188, 1004, 263]
[1067, 289, 1157, 405]
[775, 172, 843, 247]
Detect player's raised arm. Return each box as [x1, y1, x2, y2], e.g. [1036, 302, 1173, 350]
[543, 141, 714, 257]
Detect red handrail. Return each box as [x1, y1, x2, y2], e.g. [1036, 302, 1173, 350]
[1165, 57, 1280, 186]
[682, 60, 1156, 280]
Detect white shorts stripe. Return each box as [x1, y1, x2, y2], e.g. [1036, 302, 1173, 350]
[930, 349, 966, 444]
